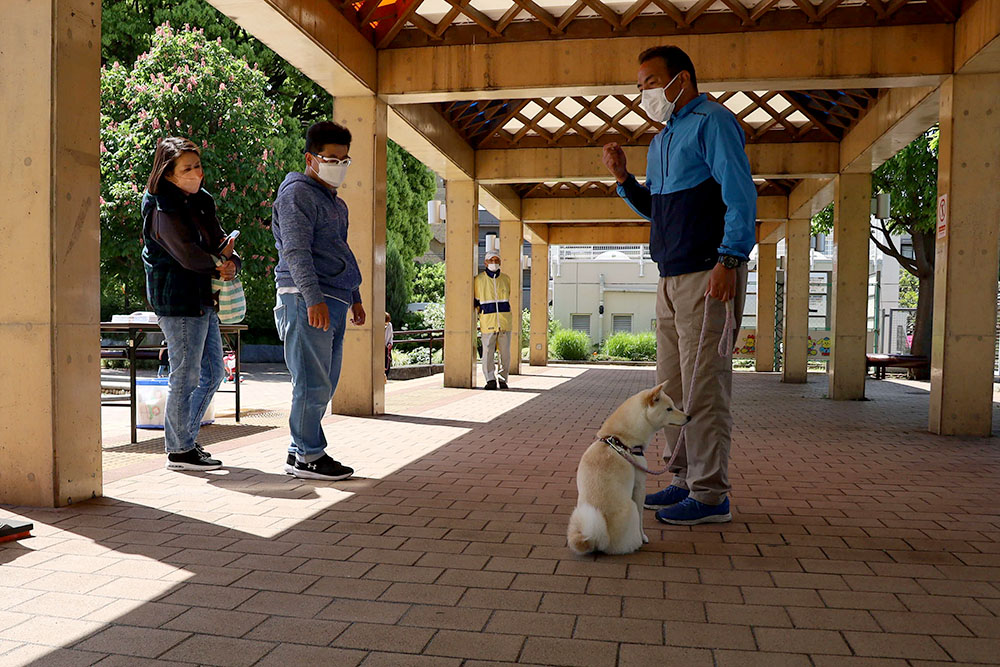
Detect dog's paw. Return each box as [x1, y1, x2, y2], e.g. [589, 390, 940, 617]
[642, 533, 649, 544]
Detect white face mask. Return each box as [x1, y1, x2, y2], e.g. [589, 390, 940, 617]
[315, 161, 349, 188]
[487, 262, 500, 272]
[639, 72, 683, 124]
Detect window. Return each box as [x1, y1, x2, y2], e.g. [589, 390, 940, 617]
[571, 314, 590, 335]
[613, 314, 632, 333]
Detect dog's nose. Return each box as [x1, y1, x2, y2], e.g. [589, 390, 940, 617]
[685, 415, 692, 423]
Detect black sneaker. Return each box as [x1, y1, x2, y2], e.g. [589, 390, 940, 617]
[292, 454, 354, 481]
[484, 380, 497, 390]
[498, 379, 508, 389]
[283, 453, 296, 475]
[195, 443, 212, 458]
[166, 448, 222, 471]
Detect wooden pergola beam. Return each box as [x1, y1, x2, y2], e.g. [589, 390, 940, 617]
[477, 143, 839, 183]
[204, 0, 376, 96]
[480, 184, 522, 221]
[788, 177, 835, 219]
[546, 224, 651, 244]
[387, 103, 475, 180]
[379, 23, 953, 103]
[522, 194, 788, 222]
[955, 0, 1000, 74]
[839, 86, 939, 174]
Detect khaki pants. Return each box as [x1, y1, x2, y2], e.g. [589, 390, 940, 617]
[655, 266, 747, 505]
[482, 330, 511, 383]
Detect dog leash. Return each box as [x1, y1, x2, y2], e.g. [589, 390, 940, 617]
[605, 298, 736, 476]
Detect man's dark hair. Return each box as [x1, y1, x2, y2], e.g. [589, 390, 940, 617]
[639, 46, 698, 90]
[306, 121, 352, 153]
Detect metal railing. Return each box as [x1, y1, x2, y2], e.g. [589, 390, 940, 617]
[393, 328, 445, 365]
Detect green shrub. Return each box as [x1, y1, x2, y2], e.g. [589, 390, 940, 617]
[421, 302, 445, 330]
[520, 307, 559, 348]
[601, 331, 657, 361]
[550, 329, 591, 360]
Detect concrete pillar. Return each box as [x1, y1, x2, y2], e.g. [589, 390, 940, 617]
[500, 216, 523, 375]
[331, 96, 387, 415]
[443, 180, 478, 388]
[829, 173, 872, 400]
[0, 0, 102, 507]
[929, 73, 1000, 436]
[529, 232, 549, 366]
[755, 242, 777, 372]
[783, 218, 811, 384]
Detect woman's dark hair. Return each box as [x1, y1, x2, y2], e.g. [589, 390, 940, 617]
[306, 121, 352, 154]
[639, 46, 698, 91]
[146, 137, 200, 194]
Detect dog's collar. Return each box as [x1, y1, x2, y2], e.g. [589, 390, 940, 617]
[601, 435, 645, 457]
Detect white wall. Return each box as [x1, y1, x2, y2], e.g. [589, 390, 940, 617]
[551, 252, 658, 343]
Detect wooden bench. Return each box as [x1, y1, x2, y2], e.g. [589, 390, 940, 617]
[866, 353, 929, 380]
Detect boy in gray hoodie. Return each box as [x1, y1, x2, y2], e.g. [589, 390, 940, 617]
[272, 121, 366, 481]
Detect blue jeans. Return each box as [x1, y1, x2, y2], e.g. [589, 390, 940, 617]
[274, 293, 349, 463]
[158, 311, 225, 454]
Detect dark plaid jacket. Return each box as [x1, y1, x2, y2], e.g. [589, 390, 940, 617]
[141, 183, 241, 317]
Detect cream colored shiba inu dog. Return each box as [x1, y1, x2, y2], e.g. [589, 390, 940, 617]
[567, 381, 690, 555]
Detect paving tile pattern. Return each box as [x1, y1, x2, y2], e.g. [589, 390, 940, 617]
[3, 367, 1000, 666]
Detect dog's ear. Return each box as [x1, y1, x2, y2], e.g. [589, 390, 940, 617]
[645, 383, 665, 407]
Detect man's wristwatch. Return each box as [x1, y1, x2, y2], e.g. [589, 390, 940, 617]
[717, 254, 744, 270]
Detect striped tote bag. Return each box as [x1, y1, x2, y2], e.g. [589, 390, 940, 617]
[212, 256, 247, 324]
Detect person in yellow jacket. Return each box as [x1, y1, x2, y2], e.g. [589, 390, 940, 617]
[474, 247, 512, 390]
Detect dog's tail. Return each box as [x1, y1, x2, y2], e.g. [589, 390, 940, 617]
[567, 503, 609, 555]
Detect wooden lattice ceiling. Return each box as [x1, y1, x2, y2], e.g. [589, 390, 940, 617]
[438, 89, 880, 149]
[515, 181, 620, 197]
[336, 0, 961, 49]
[514, 177, 798, 197]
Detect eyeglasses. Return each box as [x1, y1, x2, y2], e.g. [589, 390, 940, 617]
[310, 153, 351, 167]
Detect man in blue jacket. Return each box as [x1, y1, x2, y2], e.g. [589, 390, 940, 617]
[272, 121, 366, 481]
[604, 46, 756, 525]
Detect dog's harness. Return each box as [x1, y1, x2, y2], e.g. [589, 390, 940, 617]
[601, 435, 669, 475]
[605, 300, 736, 477]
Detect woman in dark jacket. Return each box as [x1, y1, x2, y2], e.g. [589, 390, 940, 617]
[142, 137, 241, 471]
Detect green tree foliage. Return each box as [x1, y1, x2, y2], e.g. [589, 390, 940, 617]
[871, 128, 938, 373]
[898, 271, 918, 308]
[100, 24, 285, 332]
[101, 0, 329, 127]
[811, 202, 833, 236]
[412, 262, 446, 303]
[101, 1, 439, 340]
[386, 140, 435, 261]
[808, 128, 938, 375]
[385, 237, 410, 327]
[384, 140, 436, 320]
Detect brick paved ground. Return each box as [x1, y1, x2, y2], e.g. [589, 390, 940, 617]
[3, 366, 1000, 666]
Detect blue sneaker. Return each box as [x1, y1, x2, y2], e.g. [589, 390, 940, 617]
[655, 497, 731, 525]
[644, 486, 689, 510]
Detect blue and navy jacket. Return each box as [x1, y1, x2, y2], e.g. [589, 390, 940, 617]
[617, 93, 757, 277]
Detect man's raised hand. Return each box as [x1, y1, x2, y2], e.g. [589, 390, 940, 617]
[602, 143, 629, 183]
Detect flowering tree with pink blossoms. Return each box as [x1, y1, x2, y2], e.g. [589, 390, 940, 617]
[100, 23, 292, 332]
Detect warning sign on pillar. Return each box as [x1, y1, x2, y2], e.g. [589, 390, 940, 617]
[937, 194, 948, 240]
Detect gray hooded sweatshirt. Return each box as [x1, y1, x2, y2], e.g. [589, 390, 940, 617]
[272, 172, 362, 307]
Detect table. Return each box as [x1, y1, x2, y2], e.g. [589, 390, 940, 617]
[100, 321, 248, 444]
